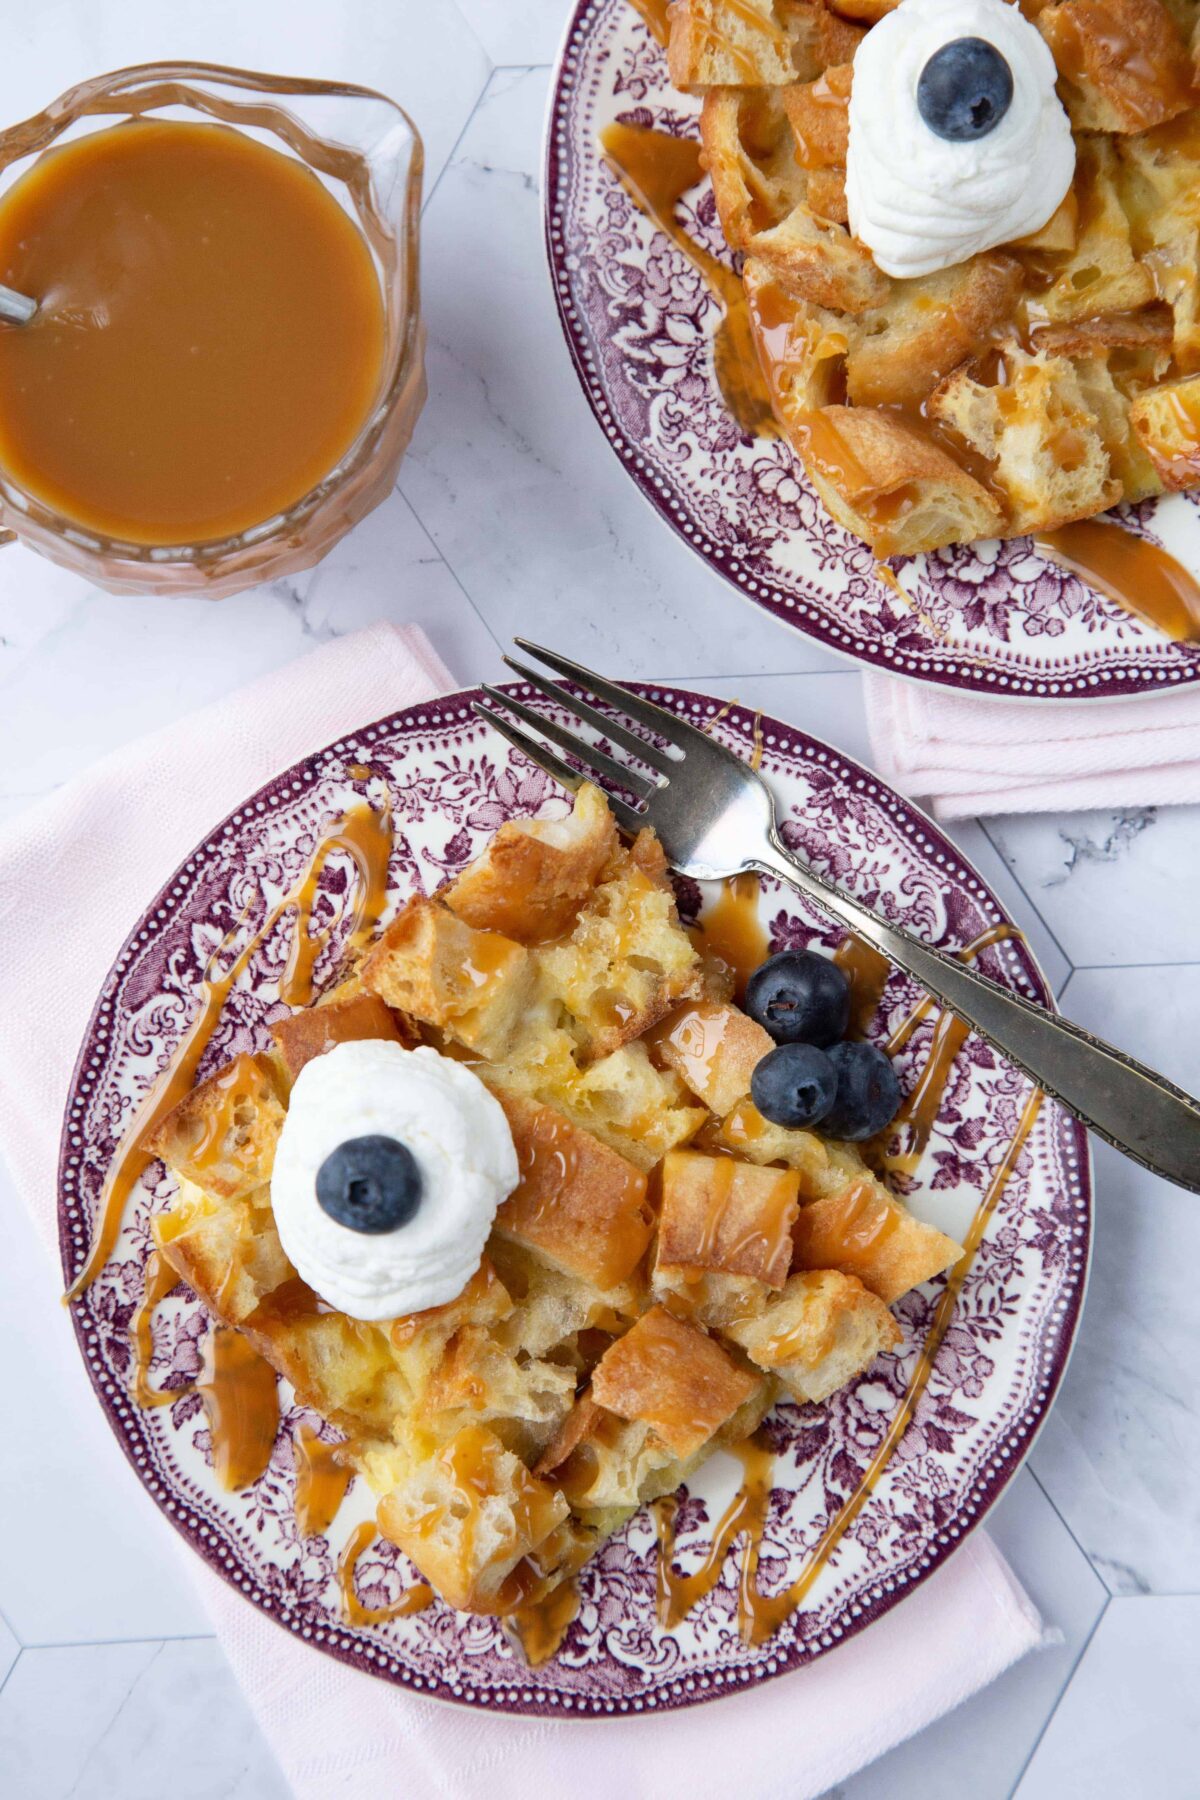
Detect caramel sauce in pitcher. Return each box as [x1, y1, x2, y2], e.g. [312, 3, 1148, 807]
[67, 799, 393, 1304]
[0, 119, 385, 545]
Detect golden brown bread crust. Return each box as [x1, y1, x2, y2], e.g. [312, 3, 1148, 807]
[442, 781, 619, 944]
[271, 992, 412, 1081]
[1039, 0, 1196, 134]
[361, 896, 535, 1059]
[791, 1180, 961, 1305]
[1131, 372, 1200, 483]
[655, 1149, 800, 1288]
[490, 1089, 655, 1290]
[591, 1305, 761, 1457]
[844, 255, 1024, 411]
[147, 1053, 285, 1201]
[646, 998, 773, 1115]
[725, 1267, 901, 1401]
[793, 405, 1004, 556]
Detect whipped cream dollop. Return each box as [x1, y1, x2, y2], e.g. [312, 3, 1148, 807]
[270, 1040, 518, 1321]
[845, 0, 1075, 280]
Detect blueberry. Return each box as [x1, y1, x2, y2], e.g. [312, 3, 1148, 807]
[750, 1042, 838, 1129]
[917, 38, 1013, 142]
[316, 1135, 422, 1233]
[745, 950, 850, 1047]
[820, 1042, 901, 1142]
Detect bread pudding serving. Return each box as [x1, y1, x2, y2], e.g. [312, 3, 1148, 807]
[662, 0, 1200, 555]
[142, 782, 960, 1653]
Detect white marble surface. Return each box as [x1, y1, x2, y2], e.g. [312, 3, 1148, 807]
[0, 3, 1197, 1795]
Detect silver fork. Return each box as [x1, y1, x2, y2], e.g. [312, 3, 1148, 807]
[474, 638, 1200, 1197]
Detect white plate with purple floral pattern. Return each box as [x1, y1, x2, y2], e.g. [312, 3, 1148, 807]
[545, 0, 1200, 702]
[59, 684, 1090, 1717]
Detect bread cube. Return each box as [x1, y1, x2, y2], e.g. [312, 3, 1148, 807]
[929, 347, 1119, 534]
[443, 781, 618, 944]
[591, 1305, 761, 1457]
[1039, 0, 1194, 132]
[491, 1089, 654, 1289]
[147, 1052, 285, 1201]
[271, 991, 411, 1081]
[372, 1425, 570, 1613]
[655, 1150, 800, 1290]
[361, 896, 535, 1058]
[791, 1179, 961, 1304]
[1131, 373, 1200, 487]
[724, 1267, 900, 1402]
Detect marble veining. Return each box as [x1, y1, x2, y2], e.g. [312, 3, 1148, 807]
[0, 1, 1197, 1795]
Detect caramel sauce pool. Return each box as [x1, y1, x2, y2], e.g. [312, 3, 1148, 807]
[1038, 518, 1200, 644]
[691, 871, 769, 1001]
[0, 119, 385, 545]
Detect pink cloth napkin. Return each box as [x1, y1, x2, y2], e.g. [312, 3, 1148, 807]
[0, 621, 1047, 1800]
[863, 670, 1200, 820]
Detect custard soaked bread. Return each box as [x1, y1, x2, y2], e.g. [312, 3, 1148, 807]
[669, 0, 1200, 553]
[147, 785, 961, 1634]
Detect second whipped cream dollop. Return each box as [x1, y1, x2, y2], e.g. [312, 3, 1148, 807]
[845, 0, 1075, 280]
[271, 1040, 518, 1321]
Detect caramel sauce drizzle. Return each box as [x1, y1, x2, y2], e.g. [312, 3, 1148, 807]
[130, 1247, 280, 1488]
[599, 122, 778, 437]
[1037, 519, 1200, 644]
[337, 1520, 434, 1625]
[507, 1577, 583, 1667]
[67, 800, 393, 1305]
[832, 935, 890, 1038]
[627, 0, 672, 45]
[690, 871, 768, 1001]
[657, 1085, 1045, 1645]
[130, 1249, 183, 1408]
[197, 1327, 281, 1491]
[294, 1427, 354, 1538]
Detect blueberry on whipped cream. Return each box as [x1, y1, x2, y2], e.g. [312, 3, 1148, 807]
[917, 37, 1014, 141]
[846, 0, 1075, 279]
[315, 1135, 423, 1234]
[271, 1039, 518, 1320]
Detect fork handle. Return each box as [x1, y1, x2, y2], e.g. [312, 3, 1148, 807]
[756, 834, 1200, 1194]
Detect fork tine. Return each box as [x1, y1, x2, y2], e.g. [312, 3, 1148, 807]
[513, 639, 688, 745]
[471, 700, 645, 835]
[472, 701, 583, 794]
[479, 685, 654, 801]
[501, 654, 675, 776]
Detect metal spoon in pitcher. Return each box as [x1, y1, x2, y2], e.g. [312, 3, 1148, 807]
[0, 283, 36, 323]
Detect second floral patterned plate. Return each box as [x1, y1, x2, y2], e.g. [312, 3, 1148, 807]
[59, 684, 1089, 1715]
[546, 0, 1200, 701]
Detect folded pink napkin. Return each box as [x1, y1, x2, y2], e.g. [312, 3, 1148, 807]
[864, 670, 1200, 820]
[0, 621, 1046, 1799]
